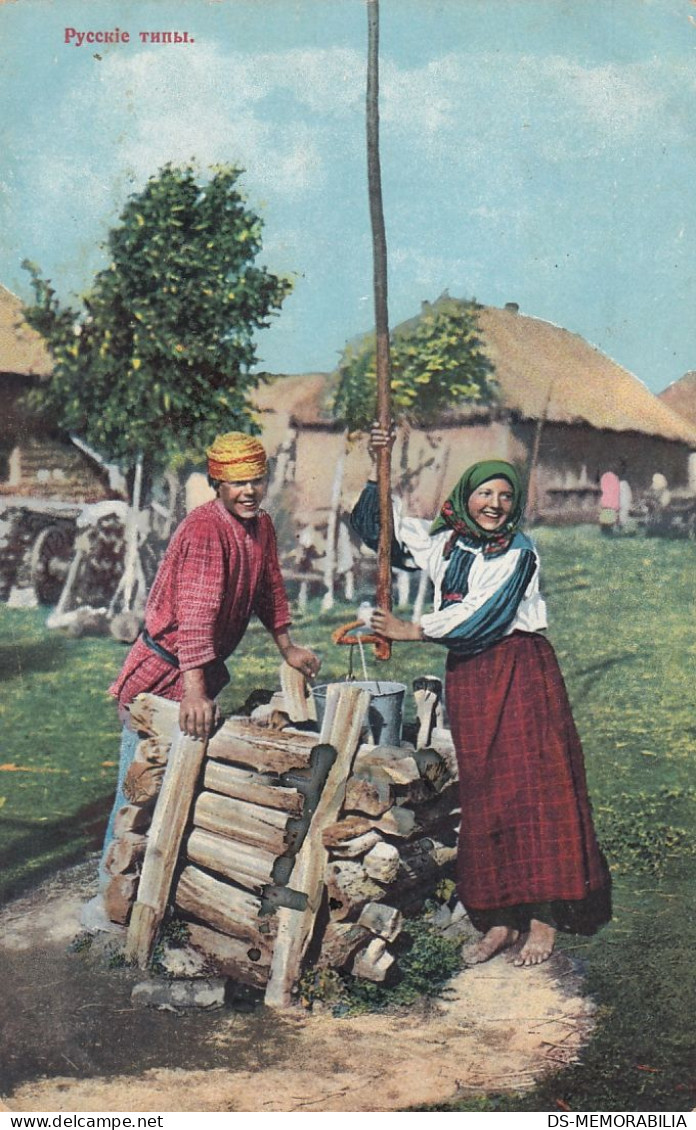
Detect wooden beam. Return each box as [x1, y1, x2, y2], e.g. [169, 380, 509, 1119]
[203, 759, 303, 815]
[362, 841, 400, 884]
[104, 873, 139, 925]
[264, 682, 371, 1008]
[279, 660, 317, 724]
[344, 774, 393, 816]
[113, 803, 155, 836]
[207, 718, 316, 775]
[136, 735, 173, 766]
[317, 921, 371, 970]
[128, 694, 317, 773]
[122, 761, 166, 805]
[124, 729, 208, 968]
[185, 922, 271, 989]
[128, 693, 179, 740]
[174, 865, 273, 951]
[324, 859, 384, 921]
[103, 832, 148, 877]
[328, 830, 382, 859]
[185, 828, 276, 894]
[357, 900, 402, 941]
[366, 0, 394, 662]
[193, 791, 290, 856]
[352, 937, 395, 981]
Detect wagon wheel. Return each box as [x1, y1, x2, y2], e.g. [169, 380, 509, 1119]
[29, 524, 76, 605]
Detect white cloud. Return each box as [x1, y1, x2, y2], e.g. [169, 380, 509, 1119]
[20, 36, 691, 243]
[379, 50, 691, 167]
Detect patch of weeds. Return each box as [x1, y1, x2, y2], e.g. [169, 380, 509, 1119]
[150, 914, 191, 976]
[298, 967, 350, 1013]
[348, 917, 462, 1012]
[596, 787, 696, 876]
[68, 931, 94, 955]
[301, 914, 463, 1017]
[435, 878, 457, 903]
[104, 941, 129, 969]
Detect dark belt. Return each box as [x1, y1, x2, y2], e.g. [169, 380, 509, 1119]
[141, 629, 180, 669]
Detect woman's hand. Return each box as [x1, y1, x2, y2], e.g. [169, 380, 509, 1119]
[368, 421, 396, 462]
[370, 607, 422, 642]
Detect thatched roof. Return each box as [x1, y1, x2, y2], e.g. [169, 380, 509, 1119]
[475, 304, 696, 444]
[259, 301, 696, 447]
[0, 285, 52, 377]
[658, 371, 696, 430]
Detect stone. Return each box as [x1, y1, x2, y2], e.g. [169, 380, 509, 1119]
[131, 977, 226, 1011]
[351, 938, 395, 982]
[428, 903, 453, 930]
[363, 841, 400, 883]
[357, 901, 403, 942]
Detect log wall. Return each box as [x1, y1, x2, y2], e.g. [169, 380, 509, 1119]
[113, 673, 459, 1007]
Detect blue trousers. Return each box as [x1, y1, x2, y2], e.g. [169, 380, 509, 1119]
[98, 723, 140, 886]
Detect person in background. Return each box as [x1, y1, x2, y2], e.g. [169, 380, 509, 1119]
[351, 425, 611, 967]
[599, 470, 620, 535]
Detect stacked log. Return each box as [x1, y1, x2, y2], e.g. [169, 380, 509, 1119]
[113, 676, 460, 1004]
[120, 683, 373, 1004]
[120, 696, 328, 981]
[102, 705, 173, 924]
[170, 718, 325, 989]
[316, 734, 459, 981]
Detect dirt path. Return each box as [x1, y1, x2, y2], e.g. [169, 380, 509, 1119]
[0, 862, 597, 1113]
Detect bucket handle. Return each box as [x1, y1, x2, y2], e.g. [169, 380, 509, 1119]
[331, 620, 390, 661]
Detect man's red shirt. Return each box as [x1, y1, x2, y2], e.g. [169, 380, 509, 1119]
[109, 499, 291, 708]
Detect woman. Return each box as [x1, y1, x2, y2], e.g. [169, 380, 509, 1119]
[351, 429, 611, 967]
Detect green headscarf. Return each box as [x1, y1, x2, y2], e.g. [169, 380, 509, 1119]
[430, 459, 525, 551]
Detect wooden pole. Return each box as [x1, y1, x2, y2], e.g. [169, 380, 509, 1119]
[367, 0, 393, 661]
[125, 727, 208, 967]
[109, 451, 144, 616]
[264, 682, 371, 1008]
[526, 380, 555, 520]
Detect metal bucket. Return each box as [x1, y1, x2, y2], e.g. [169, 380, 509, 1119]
[312, 680, 406, 747]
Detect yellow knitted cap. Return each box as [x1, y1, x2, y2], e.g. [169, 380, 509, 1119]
[206, 433, 268, 482]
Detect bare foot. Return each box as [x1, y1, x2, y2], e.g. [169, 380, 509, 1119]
[511, 919, 556, 967]
[462, 926, 519, 966]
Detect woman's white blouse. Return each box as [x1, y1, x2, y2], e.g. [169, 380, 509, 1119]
[393, 500, 548, 645]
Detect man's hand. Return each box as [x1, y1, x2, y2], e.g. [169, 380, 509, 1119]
[273, 629, 321, 681]
[283, 644, 321, 681]
[179, 692, 219, 740]
[371, 607, 422, 642]
[180, 668, 219, 740]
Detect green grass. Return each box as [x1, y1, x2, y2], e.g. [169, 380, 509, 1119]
[0, 526, 694, 1109]
[0, 610, 127, 899]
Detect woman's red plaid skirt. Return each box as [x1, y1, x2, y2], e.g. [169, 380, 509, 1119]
[446, 631, 611, 935]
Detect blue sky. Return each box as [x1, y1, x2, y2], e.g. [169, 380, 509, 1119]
[1, 0, 694, 392]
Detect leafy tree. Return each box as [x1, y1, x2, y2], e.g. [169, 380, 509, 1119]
[22, 163, 292, 474]
[22, 163, 292, 613]
[332, 295, 497, 431]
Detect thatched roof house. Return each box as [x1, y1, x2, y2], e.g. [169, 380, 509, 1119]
[254, 300, 696, 531]
[657, 371, 696, 494]
[0, 285, 115, 501]
[658, 371, 696, 430]
[0, 284, 53, 378]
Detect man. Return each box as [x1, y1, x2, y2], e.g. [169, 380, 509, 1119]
[82, 431, 320, 932]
